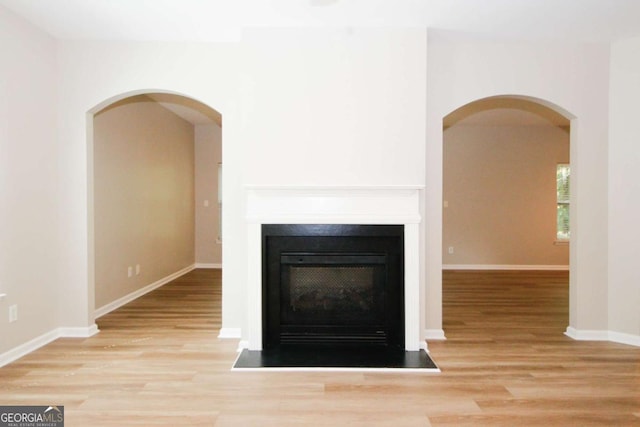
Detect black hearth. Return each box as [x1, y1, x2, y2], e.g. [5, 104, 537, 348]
[262, 224, 404, 350]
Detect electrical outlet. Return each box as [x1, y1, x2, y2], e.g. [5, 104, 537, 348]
[127, 266, 133, 278]
[9, 304, 17, 323]
[448, 246, 454, 254]
[135, 264, 140, 275]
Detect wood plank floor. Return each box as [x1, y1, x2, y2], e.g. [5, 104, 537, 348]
[1, 269, 639, 426]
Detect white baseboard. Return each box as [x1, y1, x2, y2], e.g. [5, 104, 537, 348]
[608, 331, 640, 347]
[443, 264, 569, 271]
[424, 329, 447, 340]
[564, 327, 609, 341]
[218, 327, 242, 339]
[218, 329, 246, 352]
[0, 330, 59, 368]
[94, 264, 195, 318]
[565, 327, 640, 347]
[59, 324, 100, 338]
[195, 263, 222, 269]
[0, 324, 100, 368]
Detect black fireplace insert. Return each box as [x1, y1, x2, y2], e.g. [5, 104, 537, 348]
[262, 224, 404, 350]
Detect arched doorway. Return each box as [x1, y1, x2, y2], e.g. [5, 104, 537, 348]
[87, 90, 222, 319]
[441, 95, 574, 338]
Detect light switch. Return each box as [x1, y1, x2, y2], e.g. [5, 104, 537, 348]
[204, 200, 210, 207]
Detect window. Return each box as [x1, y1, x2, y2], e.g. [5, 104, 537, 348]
[556, 164, 570, 240]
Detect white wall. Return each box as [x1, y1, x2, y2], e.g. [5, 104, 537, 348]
[0, 7, 60, 355]
[54, 41, 242, 334]
[608, 36, 640, 340]
[54, 27, 427, 342]
[195, 123, 222, 266]
[427, 39, 610, 334]
[93, 96, 195, 309]
[242, 28, 427, 186]
[4, 5, 636, 359]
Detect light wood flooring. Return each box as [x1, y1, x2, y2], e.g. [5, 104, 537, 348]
[1, 269, 638, 426]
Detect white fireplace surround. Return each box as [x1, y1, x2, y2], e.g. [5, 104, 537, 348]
[245, 185, 425, 351]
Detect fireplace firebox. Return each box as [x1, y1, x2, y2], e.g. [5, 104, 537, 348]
[263, 224, 404, 350]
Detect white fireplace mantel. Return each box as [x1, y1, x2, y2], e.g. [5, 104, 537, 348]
[244, 185, 425, 351]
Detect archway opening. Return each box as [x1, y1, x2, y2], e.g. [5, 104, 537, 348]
[88, 91, 222, 319]
[441, 95, 572, 341]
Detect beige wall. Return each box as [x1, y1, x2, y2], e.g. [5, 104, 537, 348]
[443, 111, 569, 267]
[195, 123, 222, 265]
[94, 96, 195, 309]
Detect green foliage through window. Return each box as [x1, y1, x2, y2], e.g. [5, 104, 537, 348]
[557, 164, 570, 240]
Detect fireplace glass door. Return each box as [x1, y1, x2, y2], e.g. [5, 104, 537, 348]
[262, 224, 404, 350]
[280, 254, 386, 345]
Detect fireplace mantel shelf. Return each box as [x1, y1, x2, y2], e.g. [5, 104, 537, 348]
[246, 186, 423, 225]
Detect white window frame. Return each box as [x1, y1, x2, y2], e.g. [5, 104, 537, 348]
[556, 163, 570, 242]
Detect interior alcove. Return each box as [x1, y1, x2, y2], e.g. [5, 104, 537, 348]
[88, 91, 222, 319]
[442, 95, 573, 334]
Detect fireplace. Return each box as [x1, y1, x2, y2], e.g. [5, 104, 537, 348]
[242, 185, 424, 352]
[263, 224, 404, 349]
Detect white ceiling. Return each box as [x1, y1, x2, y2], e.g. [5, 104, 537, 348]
[2, 0, 640, 43]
